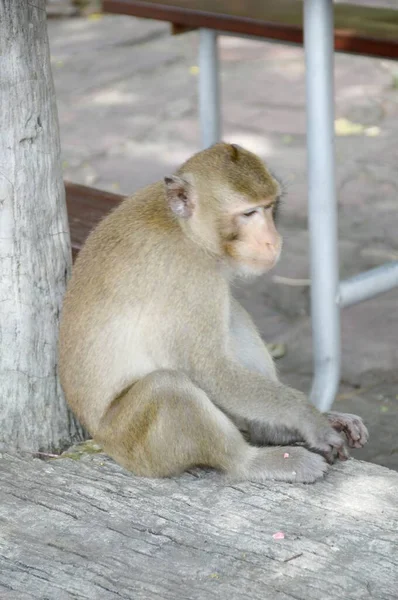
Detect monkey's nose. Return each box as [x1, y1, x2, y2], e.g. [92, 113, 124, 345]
[265, 232, 280, 249]
[265, 242, 281, 263]
[265, 242, 278, 255]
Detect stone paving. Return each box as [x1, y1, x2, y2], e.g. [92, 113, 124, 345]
[48, 13, 398, 469]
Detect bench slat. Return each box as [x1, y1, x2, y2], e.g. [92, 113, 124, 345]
[103, 0, 398, 59]
[65, 182, 124, 259]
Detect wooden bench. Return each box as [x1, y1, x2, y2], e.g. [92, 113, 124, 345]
[104, 0, 398, 59]
[65, 182, 124, 260]
[98, 0, 398, 413]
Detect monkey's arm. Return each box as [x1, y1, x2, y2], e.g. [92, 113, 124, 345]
[192, 349, 347, 462]
[229, 299, 300, 445]
[228, 299, 312, 446]
[228, 299, 368, 449]
[229, 298, 277, 381]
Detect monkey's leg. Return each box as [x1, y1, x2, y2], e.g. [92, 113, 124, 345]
[96, 369, 327, 483]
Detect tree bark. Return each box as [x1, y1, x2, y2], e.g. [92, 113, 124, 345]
[1, 452, 398, 599]
[0, 0, 84, 451]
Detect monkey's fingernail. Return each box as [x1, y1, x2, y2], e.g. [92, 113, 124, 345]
[283, 452, 290, 458]
[338, 448, 350, 460]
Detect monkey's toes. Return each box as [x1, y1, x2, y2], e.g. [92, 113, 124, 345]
[288, 447, 328, 483]
[245, 446, 329, 484]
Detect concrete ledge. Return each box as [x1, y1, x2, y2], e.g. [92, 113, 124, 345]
[1, 452, 397, 599]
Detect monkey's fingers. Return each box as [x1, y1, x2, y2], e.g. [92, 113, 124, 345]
[323, 444, 350, 465]
[327, 412, 369, 449]
[336, 443, 350, 461]
[322, 443, 349, 465]
[309, 427, 349, 464]
[322, 450, 336, 465]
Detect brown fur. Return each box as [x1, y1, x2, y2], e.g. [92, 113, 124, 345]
[59, 143, 368, 484]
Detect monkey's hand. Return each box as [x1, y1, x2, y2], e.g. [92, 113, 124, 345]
[327, 411, 369, 449]
[303, 411, 350, 464]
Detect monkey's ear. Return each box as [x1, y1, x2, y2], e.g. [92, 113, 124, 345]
[229, 144, 240, 162]
[164, 175, 194, 219]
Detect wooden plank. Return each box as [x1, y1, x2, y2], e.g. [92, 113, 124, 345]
[103, 0, 398, 59]
[65, 181, 124, 259]
[171, 22, 196, 35]
[1, 452, 398, 599]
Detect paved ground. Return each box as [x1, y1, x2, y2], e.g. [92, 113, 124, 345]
[48, 13, 398, 470]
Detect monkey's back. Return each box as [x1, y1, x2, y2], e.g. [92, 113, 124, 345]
[59, 182, 225, 432]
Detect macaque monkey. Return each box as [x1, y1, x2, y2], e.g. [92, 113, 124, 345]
[59, 143, 368, 484]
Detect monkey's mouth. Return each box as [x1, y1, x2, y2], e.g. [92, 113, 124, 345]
[248, 249, 281, 272]
[251, 260, 277, 273]
[234, 256, 279, 278]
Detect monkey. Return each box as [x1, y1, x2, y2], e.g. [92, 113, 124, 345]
[59, 142, 368, 484]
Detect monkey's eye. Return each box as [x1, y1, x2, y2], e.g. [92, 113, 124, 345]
[242, 208, 259, 218]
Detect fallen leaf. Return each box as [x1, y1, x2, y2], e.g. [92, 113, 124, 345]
[335, 118, 364, 136]
[189, 66, 200, 75]
[334, 118, 381, 137]
[282, 134, 293, 145]
[283, 452, 290, 458]
[272, 531, 285, 540]
[364, 126, 380, 137]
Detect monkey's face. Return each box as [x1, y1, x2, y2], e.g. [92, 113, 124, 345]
[164, 143, 283, 276]
[222, 200, 282, 276]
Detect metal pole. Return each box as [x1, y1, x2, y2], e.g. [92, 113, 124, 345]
[198, 29, 221, 148]
[304, 0, 340, 412]
[339, 262, 398, 308]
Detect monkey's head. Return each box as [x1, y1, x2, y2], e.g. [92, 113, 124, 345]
[164, 142, 283, 277]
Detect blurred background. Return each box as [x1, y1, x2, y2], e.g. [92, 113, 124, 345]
[47, 0, 398, 469]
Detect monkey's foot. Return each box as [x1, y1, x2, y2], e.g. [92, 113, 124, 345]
[242, 446, 328, 484]
[327, 411, 369, 449]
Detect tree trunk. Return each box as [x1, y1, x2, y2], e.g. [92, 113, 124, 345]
[0, 0, 85, 451]
[1, 453, 398, 599]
